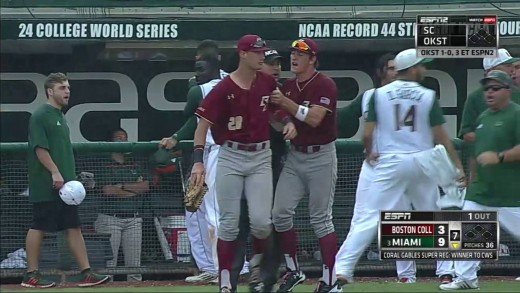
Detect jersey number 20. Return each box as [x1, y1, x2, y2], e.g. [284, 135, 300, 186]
[228, 116, 243, 130]
[394, 104, 416, 132]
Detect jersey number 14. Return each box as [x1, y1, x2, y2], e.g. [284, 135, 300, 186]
[394, 104, 416, 132]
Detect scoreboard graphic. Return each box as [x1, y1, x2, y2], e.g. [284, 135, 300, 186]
[379, 211, 499, 260]
[415, 15, 499, 58]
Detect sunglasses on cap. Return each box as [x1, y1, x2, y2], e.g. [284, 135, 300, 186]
[291, 39, 315, 55]
[251, 39, 267, 49]
[484, 85, 509, 92]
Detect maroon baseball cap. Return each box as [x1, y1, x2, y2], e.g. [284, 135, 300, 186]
[236, 34, 270, 52]
[290, 38, 319, 56]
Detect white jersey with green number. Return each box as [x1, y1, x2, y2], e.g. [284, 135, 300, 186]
[199, 78, 222, 147]
[372, 80, 437, 154]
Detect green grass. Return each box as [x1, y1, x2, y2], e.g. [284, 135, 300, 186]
[3, 281, 520, 292]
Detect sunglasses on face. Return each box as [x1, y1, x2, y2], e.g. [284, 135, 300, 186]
[484, 85, 508, 92]
[291, 40, 315, 55]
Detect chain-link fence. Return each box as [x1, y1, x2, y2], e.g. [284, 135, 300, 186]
[0, 140, 518, 278]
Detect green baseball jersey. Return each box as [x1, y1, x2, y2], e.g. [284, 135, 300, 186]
[28, 104, 76, 203]
[465, 103, 520, 207]
[98, 156, 148, 214]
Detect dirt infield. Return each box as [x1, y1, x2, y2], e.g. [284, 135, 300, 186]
[1, 276, 517, 290]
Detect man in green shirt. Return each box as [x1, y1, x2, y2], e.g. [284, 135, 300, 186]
[23, 73, 110, 288]
[513, 60, 520, 87]
[458, 48, 520, 182]
[94, 127, 150, 282]
[440, 70, 520, 290]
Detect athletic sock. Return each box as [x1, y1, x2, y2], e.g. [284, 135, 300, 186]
[279, 228, 299, 271]
[252, 236, 268, 255]
[319, 232, 338, 285]
[217, 239, 238, 289]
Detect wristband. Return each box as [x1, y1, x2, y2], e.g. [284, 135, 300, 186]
[193, 145, 204, 163]
[295, 105, 309, 122]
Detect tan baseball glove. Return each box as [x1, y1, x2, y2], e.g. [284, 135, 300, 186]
[184, 175, 208, 213]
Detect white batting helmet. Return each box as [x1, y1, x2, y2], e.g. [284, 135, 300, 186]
[59, 180, 86, 205]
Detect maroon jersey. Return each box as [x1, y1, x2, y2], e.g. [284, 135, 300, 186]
[281, 72, 337, 146]
[195, 71, 279, 145]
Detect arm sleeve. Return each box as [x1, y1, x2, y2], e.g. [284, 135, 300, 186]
[309, 78, 337, 112]
[515, 109, 520, 145]
[336, 94, 363, 138]
[366, 92, 377, 122]
[174, 115, 197, 141]
[459, 91, 480, 136]
[339, 94, 363, 118]
[28, 112, 49, 151]
[188, 76, 197, 89]
[183, 86, 203, 118]
[195, 81, 227, 125]
[429, 97, 446, 127]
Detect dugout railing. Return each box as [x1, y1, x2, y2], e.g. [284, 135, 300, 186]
[0, 139, 518, 279]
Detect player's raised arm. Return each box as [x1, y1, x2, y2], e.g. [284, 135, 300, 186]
[271, 86, 332, 128]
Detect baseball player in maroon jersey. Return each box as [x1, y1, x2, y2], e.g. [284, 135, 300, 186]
[270, 38, 340, 293]
[190, 34, 297, 293]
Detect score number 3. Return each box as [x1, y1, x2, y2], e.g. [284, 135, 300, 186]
[394, 104, 416, 131]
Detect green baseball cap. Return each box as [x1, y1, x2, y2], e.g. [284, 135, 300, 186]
[480, 70, 514, 87]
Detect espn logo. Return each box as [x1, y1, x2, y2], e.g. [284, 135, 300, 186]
[419, 16, 449, 24]
[483, 17, 496, 24]
[383, 212, 412, 220]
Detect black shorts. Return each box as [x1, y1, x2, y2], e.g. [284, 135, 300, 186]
[31, 200, 81, 232]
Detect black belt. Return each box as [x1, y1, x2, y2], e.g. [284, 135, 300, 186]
[111, 212, 139, 218]
[226, 141, 268, 152]
[292, 145, 321, 154]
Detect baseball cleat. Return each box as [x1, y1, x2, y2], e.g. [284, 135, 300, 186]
[515, 277, 520, 281]
[440, 274, 454, 284]
[185, 271, 218, 283]
[277, 270, 306, 292]
[313, 280, 343, 292]
[439, 278, 479, 290]
[249, 281, 265, 293]
[397, 277, 416, 284]
[220, 286, 232, 293]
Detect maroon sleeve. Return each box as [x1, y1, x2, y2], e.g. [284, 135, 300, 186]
[309, 76, 337, 112]
[195, 80, 227, 125]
